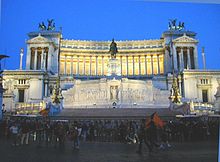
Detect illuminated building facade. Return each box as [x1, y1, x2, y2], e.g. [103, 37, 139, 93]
[2, 25, 220, 113]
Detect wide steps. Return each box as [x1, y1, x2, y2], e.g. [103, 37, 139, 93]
[56, 108, 180, 120]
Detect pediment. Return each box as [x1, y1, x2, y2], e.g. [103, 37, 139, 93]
[173, 34, 198, 44]
[27, 35, 52, 44]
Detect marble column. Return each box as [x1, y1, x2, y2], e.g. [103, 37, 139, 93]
[133, 56, 135, 76]
[47, 46, 52, 72]
[89, 56, 92, 75]
[173, 45, 178, 72]
[139, 56, 141, 75]
[120, 56, 122, 75]
[180, 47, 184, 70]
[83, 56, 86, 75]
[151, 55, 154, 75]
[34, 48, 38, 70]
[187, 47, 191, 69]
[102, 56, 104, 75]
[77, 56, 79, 75]
[64, 55, 67, 75]
[45, 49, 48, 70]
[95, 56, 98, 76]
[71, 56, 73, 75]
[41, 48, 44, 70]
[126, 56, 129, 76]
[43, 50, 46, 70]
[145, 55, 147, 75]
[26, 47, 31, 70]
[44, 83, 48, 97]
[157, 54, 160, 75]
[164, 48, 169, 74]
[193, 46, 199, 69]
[19, 48, 24, 70]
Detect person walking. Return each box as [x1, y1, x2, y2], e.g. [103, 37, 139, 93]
[136, 120, 151, 154]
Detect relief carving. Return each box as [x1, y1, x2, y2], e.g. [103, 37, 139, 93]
[62, 79, 169, 107]
[110, 86, 119, 101]
[3, 79, 15, 94]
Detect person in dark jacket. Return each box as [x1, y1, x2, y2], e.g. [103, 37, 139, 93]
[136, 120, 151, 154]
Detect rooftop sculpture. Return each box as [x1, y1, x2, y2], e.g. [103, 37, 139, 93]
[168, 19, 185, 31]
[39, 19, 55, 31]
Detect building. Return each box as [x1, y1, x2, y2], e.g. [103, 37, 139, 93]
[2, 21, 220, 114]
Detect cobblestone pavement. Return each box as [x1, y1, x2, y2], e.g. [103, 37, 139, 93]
[0, 139, 218, 162]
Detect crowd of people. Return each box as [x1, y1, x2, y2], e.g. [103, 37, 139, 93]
[0, 115, 218, 153]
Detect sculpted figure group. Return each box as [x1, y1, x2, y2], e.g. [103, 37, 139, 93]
[39, 19, 55, 31]
[168, 19, 185, 31]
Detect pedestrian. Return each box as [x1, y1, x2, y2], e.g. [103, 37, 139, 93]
[70, 122, 80, 150]
[57, 123, 65, 149]
[146, 120, 160, 153]
[21, 120, 30, 145]
[136, 120, 151, 154]
[10, 123, 19, 146]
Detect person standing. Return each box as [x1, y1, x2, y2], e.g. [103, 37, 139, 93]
[21, 120, 30, 145]
[136, 120, 151, 154]
[147, 120, 159, 152]
[10, 123, 19, 146]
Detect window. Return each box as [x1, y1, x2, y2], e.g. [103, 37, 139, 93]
[18, 89, 25, 102]
[200, 79, 209, 84]
[18, 79, 26, 84]
[202, 90, 208, 103]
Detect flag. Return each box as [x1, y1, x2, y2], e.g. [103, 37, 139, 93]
[146, 112, 165, 128]
[39, 108, 50, 117]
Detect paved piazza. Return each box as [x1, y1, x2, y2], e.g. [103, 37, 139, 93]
[0, 139, 217, 162]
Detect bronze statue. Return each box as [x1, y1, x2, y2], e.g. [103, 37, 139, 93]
[180, 22, 185, 30]
[39, 22, 46, 30]
[47, 19, 55, 30]
[169, 77, 182, 104]
[168, 19, 185, 31]
[38, 19, 55, 31]
[109, 39, 118, 59]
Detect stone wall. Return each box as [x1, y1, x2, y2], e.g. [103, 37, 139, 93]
[62, 78, 169, 108]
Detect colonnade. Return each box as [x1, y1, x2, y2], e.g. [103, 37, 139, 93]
[177, 47, 195, 70]
[170, 46, 197, 71]
[60, 54, 164, 76]
[30, 47, 48, 70]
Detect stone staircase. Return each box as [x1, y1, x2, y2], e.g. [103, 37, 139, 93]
[56, 108, 180, 120]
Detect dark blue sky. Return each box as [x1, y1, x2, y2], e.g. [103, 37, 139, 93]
[1, 0, 220, 70]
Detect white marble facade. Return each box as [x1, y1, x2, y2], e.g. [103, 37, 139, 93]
[2, 29, 220, 112]
[63, 78, 169, 108]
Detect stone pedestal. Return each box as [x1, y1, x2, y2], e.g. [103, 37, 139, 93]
[106, 58, 121, 78]
[62, 78, 170, 109]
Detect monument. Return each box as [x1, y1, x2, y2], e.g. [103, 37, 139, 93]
[106, 39, 121, 77]
[2, 20, 220, 116]
[62, 39, 170, 109]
